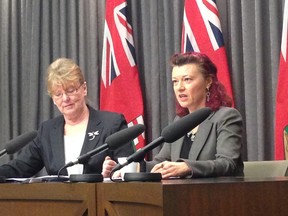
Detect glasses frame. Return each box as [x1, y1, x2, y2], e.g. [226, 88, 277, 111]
[52, 83, 84, 100]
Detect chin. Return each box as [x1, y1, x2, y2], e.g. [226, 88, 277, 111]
[178, 103, 189, 109]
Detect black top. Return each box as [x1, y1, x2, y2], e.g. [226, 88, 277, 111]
[180, 134, 193, 159]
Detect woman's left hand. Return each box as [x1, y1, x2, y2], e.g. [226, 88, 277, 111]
[151, 161, 192, 179]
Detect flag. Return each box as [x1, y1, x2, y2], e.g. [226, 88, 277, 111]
[275, 0, 288, 160]
[100, 0, 145, 150]
[181, 0, 234, 102]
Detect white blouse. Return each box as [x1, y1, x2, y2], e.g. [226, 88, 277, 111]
[64, 132, 85, 175]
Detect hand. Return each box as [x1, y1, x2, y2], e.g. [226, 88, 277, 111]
[101, 156, 118, 178]
[150, 161, 192, 179]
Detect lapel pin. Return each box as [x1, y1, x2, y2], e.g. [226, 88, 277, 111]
[88, 131, 100, 140]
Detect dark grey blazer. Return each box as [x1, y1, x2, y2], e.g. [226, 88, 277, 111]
[0, 106, 134, 178]
[146, 107, 244, 178]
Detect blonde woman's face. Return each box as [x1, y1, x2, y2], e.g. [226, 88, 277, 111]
[172, 64, 211, 112]
[51, 82, 87, 118]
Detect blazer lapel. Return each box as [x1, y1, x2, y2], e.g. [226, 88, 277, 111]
[189, 121, 212, 159]
[80, 108, 104, 155]
[172, 137, 185, 161]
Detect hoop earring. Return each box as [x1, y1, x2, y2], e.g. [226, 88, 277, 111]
[206, 87, 210, 102]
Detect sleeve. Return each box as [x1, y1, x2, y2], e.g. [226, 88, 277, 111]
[0, 130, 44, 178]
[144, 143, 172, 172]
[144, 116, 181, 172]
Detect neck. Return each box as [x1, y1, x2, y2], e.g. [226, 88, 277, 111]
[65, 105, 89, 126]
[188, 103, 206, 113]
[191, 125, 199, 134]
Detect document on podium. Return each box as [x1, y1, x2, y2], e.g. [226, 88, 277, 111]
[4, 175, 69, 183]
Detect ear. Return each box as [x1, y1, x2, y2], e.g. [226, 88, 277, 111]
[206, 77, 213, 89]
[83, 81, 88, 95]
[82, 81, 87, 89]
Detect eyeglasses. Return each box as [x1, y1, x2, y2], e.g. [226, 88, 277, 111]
[52, 84, 83, 99]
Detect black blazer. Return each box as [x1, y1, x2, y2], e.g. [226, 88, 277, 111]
[0, 106, 134, 178]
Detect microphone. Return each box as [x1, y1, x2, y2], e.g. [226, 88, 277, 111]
[61, 124, 145, 169]
[112, 107, 212, 172]
[0, 131, 38, 157]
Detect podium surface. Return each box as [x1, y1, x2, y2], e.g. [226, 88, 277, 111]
[1, 177, 288, 216]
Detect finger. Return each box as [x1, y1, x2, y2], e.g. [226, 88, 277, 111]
[160, 168, 174, 179]
[151, 163, 164, 173]
[104, 156, 111, 161]
[151, 164, 160, 173]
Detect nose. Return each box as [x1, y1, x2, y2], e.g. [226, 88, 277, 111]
[176, 81, 185, 91]
[62, 93, 70, 101]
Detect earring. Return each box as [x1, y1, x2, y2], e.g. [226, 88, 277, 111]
[206, 87, 210, 102]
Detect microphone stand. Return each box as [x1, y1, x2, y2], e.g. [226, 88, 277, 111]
[109, 159, 162, 182]
[57, 163, 103, 183]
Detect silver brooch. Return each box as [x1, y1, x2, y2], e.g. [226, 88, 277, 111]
[187, 131, 196, 142]
[191, 133, 196, 142]
[88, 131, 100, 140]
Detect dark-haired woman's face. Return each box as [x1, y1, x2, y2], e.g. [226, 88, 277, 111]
[172, 64, 211, 112]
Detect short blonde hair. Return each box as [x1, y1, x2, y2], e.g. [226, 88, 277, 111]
[46, 58, 85, 96]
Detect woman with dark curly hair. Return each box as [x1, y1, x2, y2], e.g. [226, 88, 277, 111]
[146, 52, 244, 179]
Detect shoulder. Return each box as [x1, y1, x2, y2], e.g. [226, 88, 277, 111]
[212, 106, 241, 118]
[89, 106, 125, 121]
[208, 106, 243, 125]
[40, 115, 64, 129]
[175, 107, 242, 120]
[88, 106, 127, 126]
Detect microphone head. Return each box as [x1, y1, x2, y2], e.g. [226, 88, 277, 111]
[5, 131, 38, 154]
[161, 107, 212, 143]
[105, 124, 145, 149]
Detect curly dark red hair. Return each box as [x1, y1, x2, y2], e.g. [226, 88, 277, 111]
[170, 52, 232, 117]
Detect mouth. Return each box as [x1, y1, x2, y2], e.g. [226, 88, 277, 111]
[178, 94, 188, 99]
[63, 104, 74, 108]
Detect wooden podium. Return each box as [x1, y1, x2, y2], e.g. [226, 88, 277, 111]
[1, 177, 288, 216]
[97, 177, 288, 216]
[0, 182, 97, 216]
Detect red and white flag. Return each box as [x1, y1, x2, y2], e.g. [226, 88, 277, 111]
[275, 0, 288, 160]
[181, 0, 234, 102]
[100, 0, 145, 149]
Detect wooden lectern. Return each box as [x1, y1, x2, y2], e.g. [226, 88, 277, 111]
[0, 182, 96, 216]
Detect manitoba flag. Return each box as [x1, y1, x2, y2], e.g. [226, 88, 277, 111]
[100, 0, 145, 149]
[181, 0, 234, 102]
[275, 0, 288, 160]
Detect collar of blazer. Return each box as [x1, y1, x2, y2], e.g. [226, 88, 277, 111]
[80, 105, 104, 155]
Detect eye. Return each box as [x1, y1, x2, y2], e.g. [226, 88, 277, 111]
[172, 79, 179, 85]
[184, 77, 192, 83]
[66, 87, 76, 94]
[53, 92, 62, 97]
